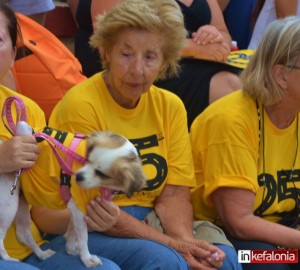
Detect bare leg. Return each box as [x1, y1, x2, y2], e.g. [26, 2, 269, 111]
[209, 71, 241, 104]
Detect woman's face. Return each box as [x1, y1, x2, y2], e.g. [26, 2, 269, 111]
[0, 11, 15, 82]
[106, 29, 165, 108]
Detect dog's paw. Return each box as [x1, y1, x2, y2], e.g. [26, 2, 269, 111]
[82, 255, 103, 268]
[38, 249, 56, 260]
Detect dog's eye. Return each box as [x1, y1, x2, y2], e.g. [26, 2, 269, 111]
[95, 169, 110, 179]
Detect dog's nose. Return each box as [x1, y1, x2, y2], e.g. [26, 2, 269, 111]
[76, 172, 85, 182]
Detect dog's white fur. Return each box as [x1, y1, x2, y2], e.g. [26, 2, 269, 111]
[0, 124, 146, 267]
[0, 166, 55, 262]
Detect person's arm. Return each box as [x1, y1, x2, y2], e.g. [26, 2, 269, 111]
[31, 196, 120, 235]
[206, 0, 232, 47]
[0, 135, 40, 173]
[275, 0, 298, 18]
[104, 206, 223, 269]
[192, 0, 231, 47]
[155, 185, 194, 240]
[154, 184, 225, 269]
[217, 0, 231, 11]
[183, 0, 231, 61]
[31, 207, 70, 235]
[212, 187, 300, 249]
[67, 0, 79, 27]
[182, 38, 229, 61]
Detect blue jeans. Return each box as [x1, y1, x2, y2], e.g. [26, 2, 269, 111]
[216, 244, 243, 270]
[124, 206, 241, 270]
[0, 260, 40, 270]
[23, 206, 188, 270]
[24, 232, 188, 270]
[20, 206, 239, 270]
[23, 235, 121, 270]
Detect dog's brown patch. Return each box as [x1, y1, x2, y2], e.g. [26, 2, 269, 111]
[102, 151, 146, 197]
[86, 131, 127, 157]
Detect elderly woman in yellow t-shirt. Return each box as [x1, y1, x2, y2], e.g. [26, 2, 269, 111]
[31, 0, 243, 269]
[191, 16, 300, 270]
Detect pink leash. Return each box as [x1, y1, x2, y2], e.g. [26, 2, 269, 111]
[2, 96, 116, 202]
[2, 96, 86, 202]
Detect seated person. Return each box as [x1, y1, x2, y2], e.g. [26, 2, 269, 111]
[43, 0, 242, 269]
[221, 0, 257, 49]
[191, 16, 300, 270]
[0, 3, 120, 270]
[74, 0, 242, 129]
[248, 0, 300, 49]
[67, 0, 103, 78]
[155, 0, 242, 128]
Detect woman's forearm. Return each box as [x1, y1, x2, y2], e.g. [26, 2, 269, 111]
[155, 185, 195, 241]
[104, 210, 178, 248]
[31, 207, 70, 235]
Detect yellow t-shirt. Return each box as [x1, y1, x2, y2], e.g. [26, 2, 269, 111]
[0, 85, 46, 260]
[49, 71, 196, 209]
[190, 90, 300, 226]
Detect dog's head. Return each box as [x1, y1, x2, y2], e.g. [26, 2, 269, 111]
[75, 131, 146, 197]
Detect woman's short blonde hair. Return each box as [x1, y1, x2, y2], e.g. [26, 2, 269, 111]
[90, 0, 187, 80]
[241, 16, 300, 105]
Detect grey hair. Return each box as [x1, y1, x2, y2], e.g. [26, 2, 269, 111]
[241, 16, 300, 105]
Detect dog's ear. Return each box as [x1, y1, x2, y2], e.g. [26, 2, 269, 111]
[117, 152, 146, 197]
[86, 133, 99, 156]
[124, 167, 146, 198]
[122, 166, 146, 198]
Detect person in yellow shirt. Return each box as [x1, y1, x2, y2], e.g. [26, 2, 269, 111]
[191, 16, 300, 270]
[0, 3, 120, 270]
[38, 0, 242, 269]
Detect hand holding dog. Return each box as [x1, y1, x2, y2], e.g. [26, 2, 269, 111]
[85, 197, 120, 232]
[0, 135, 40, 173]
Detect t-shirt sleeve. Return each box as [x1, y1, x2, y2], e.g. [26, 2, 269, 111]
[165, 95, 196, 188]
[191, 110, 259, 207]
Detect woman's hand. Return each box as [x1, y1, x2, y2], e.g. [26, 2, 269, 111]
[85, 197, 120, 232]
[192, 25, 224, 45]
[174, 238, 225, 270]
[0, 135, 40, 173]
[184, 40, 230, 62]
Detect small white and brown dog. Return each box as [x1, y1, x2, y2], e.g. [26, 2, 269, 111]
[0, 121, 146, 267]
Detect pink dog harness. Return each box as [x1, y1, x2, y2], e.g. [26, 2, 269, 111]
[2, 96, 86, 202]
[2, 96, 115, 203]
[2, 96, 116, 202]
